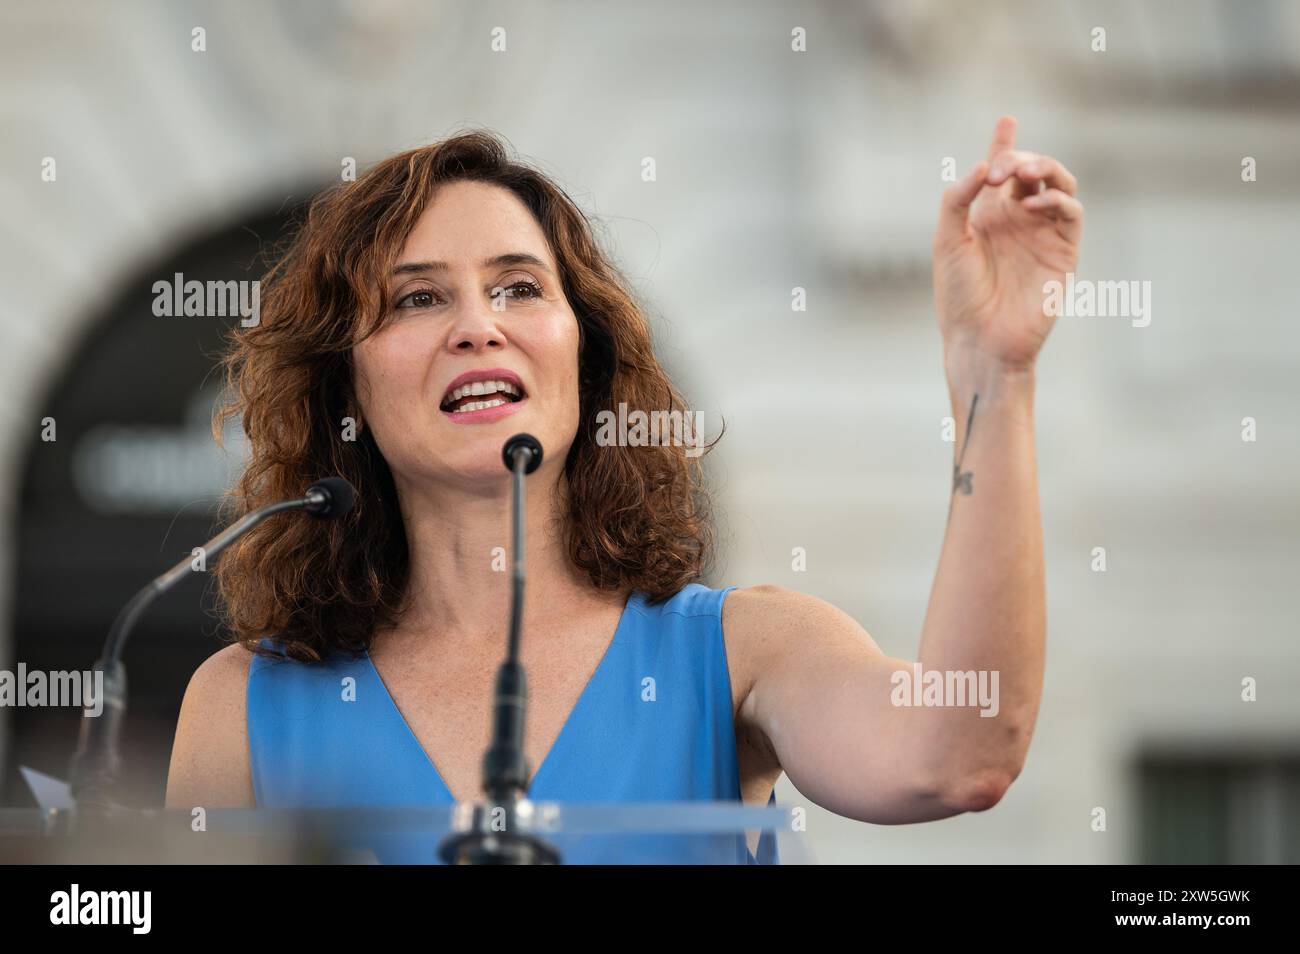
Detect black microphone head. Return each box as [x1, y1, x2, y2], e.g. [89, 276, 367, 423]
[304, 477, 356, 519]
[502, 433, 543, 474]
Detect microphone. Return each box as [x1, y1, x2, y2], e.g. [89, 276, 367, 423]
[441, 435, 558, 864]
[502, 433, 542, 474]
[490, 433, 542, 784]
[304, 476, 357, 519]
[68, 478, 356, 814]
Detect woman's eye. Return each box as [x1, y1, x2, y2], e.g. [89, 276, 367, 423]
[500, 280, 542, 300]
[395, 281, 540, 311]
[396, 289, 439, 309]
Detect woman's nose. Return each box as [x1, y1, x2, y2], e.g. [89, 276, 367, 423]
[447, 292, 509, 351]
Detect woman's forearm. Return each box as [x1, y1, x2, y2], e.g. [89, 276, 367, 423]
[915, 345, 1046, 797]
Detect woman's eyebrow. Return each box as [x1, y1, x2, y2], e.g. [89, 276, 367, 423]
[390, 252, 551, 276]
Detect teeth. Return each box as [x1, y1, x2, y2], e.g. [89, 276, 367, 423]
[444, 379, 521, 404]
[452, 397, 510, 413]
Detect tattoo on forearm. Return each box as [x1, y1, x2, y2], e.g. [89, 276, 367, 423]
[951, 393, 978, 496]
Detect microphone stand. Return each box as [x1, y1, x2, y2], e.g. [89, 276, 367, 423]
[68, 480, 355, 818]
[439, 435, 560, 865]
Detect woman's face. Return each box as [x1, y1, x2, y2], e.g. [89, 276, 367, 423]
[353, 180, 581, 493]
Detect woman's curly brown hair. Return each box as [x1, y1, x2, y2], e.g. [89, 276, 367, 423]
[214, 130, 721, 662]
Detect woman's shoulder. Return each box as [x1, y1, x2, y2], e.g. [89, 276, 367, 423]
[720, 583, 868, 662]
[167, 642, 256, 808]
[641, 580, 740, 619]
[642, 581, 836, 651]
[185, 641, 255, 697]
[720, 583, 842, 626]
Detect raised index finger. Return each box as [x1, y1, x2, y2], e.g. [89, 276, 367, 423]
[986, 115, 1017, 163]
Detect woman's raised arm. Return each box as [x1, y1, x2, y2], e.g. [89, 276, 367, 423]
[725, 116, 1081, 824]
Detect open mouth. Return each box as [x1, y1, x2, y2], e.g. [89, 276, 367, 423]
[439, 377, 527, 415]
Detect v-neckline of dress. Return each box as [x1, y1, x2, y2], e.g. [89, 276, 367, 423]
[363, 589, 640, 803]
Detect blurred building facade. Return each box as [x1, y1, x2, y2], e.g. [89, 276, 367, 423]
[1, 0, 1297, 861]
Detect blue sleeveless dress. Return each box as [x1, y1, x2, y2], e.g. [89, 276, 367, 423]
[246, 582, 780, 864]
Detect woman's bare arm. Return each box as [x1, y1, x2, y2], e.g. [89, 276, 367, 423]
[725, 116, 1079, 824]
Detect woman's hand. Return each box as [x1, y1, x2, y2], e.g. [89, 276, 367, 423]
[932, 116, 1082, 375]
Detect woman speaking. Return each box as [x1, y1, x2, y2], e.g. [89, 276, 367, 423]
[165, 116, 1082, 863]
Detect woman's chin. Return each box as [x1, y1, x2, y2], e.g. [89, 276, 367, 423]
[427, 453, 520, 492]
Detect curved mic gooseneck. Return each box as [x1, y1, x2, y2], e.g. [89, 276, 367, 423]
[68, 478, 356, 814]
